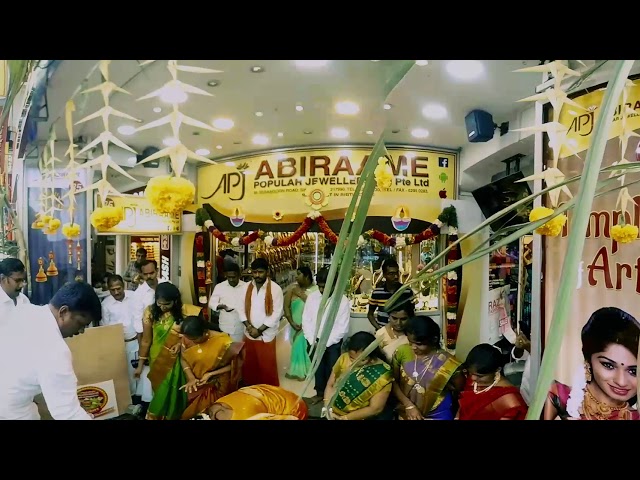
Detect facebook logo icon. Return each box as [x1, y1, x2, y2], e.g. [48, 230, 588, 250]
[438, 157, 449, 168]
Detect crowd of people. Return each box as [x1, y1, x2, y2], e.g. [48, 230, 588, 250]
[0, 249, 638, 420]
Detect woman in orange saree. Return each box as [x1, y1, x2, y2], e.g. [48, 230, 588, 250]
[457, 343, 528, 420]
[179, 315, 245, 420]
[206, 384, 308, 420]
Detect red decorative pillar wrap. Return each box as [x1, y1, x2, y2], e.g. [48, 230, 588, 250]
[194, 232, 209, 320]
[443, 234, 463, 351]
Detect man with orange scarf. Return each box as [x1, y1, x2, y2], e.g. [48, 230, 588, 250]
[239, 258, 284, 386]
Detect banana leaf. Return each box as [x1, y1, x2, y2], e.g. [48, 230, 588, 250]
[301, 60, 415, 401]
[526, 59, 636, 420]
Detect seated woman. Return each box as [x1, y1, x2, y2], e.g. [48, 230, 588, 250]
[324, 332, 394, 420]
[393, 316, 465, 420]
[458, 343, 528, 420]
[179, 315, 244, 420]
[206, 384, 308, 420]
[544, 307, 639, 420]
[375, 302, 413, 363]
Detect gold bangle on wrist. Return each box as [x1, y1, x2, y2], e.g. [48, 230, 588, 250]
[183, 366, 192, 371]
[405, 405, 416, 410]
[139, 356, 148, 360]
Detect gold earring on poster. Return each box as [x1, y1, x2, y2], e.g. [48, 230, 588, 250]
[584, 361, 592, 382]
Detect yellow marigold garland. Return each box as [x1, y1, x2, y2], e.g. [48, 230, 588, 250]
[611, 223, 638, 244]
[529, 206, 567, 237]
[145, 175, 195, 215]
[91, 206, 124, 230]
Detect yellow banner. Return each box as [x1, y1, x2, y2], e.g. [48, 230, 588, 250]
[99, 194, 181, 235]
[556, 82, 640, 158]
[197, 146, 457, 226]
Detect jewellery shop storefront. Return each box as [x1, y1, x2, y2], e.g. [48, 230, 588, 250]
[195, 145, 463, 337]
[95, 193, 182, 285]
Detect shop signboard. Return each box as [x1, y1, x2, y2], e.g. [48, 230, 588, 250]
[197, 146, 458, 226]
[160, 234, 171, 282]
[99, 194, 181, 235]
[543, 82, 640, 385]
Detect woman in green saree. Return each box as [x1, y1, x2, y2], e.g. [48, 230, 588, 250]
[324, 332, 394, 420]
[137, 283, 189, 420]
[283, 266, 315, 380]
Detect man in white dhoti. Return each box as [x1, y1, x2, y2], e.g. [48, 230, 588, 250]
[209, 263, 247, 342]
[100, 274, 140, 400]
[0, 281, 102, 420]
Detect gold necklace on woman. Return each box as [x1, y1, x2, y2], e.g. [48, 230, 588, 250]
[412, 352, 438, 387]
[581, 386, 630, 420]
[473, 375, 500, 394]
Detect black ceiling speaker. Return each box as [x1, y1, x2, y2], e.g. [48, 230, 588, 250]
[136, 146, 160, 168]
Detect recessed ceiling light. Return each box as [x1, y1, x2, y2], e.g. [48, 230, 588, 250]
[216, 145, 223, 149]
[335, 101, 360, 115]
[294, 60, 329, 68]
[411, 128, 430, 138]
[255, 111, 264, 117]
[225, 162, 235, 166]
[415, 60, 429, 66]
[163, 137, 180, 147]
[303, 130, 313, 135]
[212, 118, 234, 130]
[330, 127, 349, 139]
[195, 148, 210, 156]
[365, 130, 374, 135]
[250, 66, 265, 73]
[295, 105, 304, 112]
[117, 125, 136, 136]
[153, 107, 162, 113]
[421, 103, 448, 120]
[159, 85, 188, 104]
[383, 103, 392, 110]
[252, 134, 269, 145]
[445, 60, 485, 81]
[207, 80, 220, 87]
[277, 132, 284, 137]
[371, 60, 381, 62]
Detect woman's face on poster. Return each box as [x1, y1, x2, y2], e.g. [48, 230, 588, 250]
[590, 343, 637, 403]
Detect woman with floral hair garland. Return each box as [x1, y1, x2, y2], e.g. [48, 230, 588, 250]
[544, 307, 639, 420]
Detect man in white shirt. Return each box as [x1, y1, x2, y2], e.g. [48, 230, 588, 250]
[101, 274, 140, 399]
[239, 258, 284, 386]
[131, 259, 167, 407]
[302, 267, 351, 402]
[208, 262, 246, 342]
[0, 258, 31, 324]
[0, 281, 102, 420]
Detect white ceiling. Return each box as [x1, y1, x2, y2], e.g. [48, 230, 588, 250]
[37, 60, 542, 164]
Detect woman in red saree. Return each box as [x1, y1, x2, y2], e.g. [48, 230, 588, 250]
[458, 343, 528, 420]
[544, 307, 639, 420]
[178, 315, 245, 420]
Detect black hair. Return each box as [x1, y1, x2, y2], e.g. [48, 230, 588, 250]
[388, 300, 415, 318]
[225, 262, 241, 274]
[316, 267, 330, 284]
[405, 316, 441, 349]
[106, 274, 124, 287]
[136, 247, 147, 255]
[251, 257, 269, 271]
[51, 281, 102, 325]
[181, 315, 208, 338]
[298, 266, 313, 282]
[0, 258, 26, 277]
[465, 343, 506, 375]
[345, 331, 387, 363]
[382, 258, 399, 273]
[582, 307, 640, 360]
[151, 282, 184, 325]
[140, 259, 158, 271]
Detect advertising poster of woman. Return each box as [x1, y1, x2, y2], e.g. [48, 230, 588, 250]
[542, 81, 640, 419]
